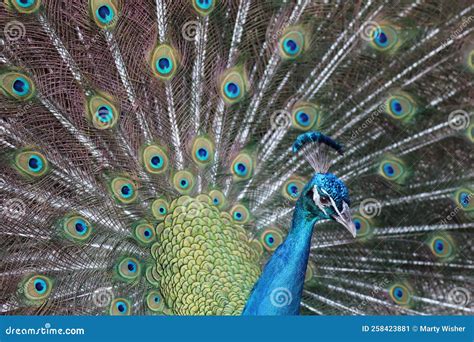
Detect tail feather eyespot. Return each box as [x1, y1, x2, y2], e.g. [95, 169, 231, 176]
[22, 275, 53, 301]
[1, 72, 35, 101]
[110, 298, 131, 315]
[219, 67, 249, 105]
[90, 0, 119, 28]
[10, 0, 41, 13]
[110, 177, 138, 204]
[151, 44, 180, 81]
[117, 257, 142, 281]
[260, 227, 284, 252]
[14, 150, 49, 178]
[87, 94, 119, 130]
[192, 0, 215, 15]
[278, 27, 308, 60]
[63, 215, 93, 241]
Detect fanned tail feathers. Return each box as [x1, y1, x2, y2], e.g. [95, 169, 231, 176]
[0, 0, 473, 315]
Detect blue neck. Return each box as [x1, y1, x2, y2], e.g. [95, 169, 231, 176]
[242, 202, 318, 315]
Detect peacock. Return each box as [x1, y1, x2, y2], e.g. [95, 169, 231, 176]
[0, 0, 473, 317]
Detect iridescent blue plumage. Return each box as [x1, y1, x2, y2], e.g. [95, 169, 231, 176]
[244, 133, 354, 315]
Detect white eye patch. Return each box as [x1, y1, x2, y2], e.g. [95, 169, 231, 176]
[312, 186, 356, 238]
[312, 186, 332, 215]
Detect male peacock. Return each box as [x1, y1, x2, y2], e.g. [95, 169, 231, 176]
[0, 0, 473, 316]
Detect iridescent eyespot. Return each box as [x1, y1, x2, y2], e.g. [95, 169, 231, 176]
[230, 204, 250, 224]
[11, 0, 40, 13]
[427, 235, 454, 259]
[378, 156, 407, 184]
[192, 0, 215, 15]
[152, 198, 169, 220]
[219, 68, 248, 105]
[225, 82, 240, 98]
[0, 72, 35, 101]
[192, 136, 215, 166]
[14, 151, 49, 178]
[385, 92, 417, 121]
[87, 94, 119, 130]
[96, 105, 113, 123]
[16, 0, 36, 7]
[90, 0, 118, 28]
[291, 102, 322, 131]
[352, 215, 373, 239]
[453, 187, 473, 212]
[23, 275, 53, 301]
[110, 177, 137, 204]
[110, 298, 131, 315]
[150, 44, 179, 81]
[282, 177, 305, 201]
[63, 215, 92, 241]
[369, 24, 399, 52]
[278, 27, 307, 60]
[157, 57, 173, 74]
[117, 257, 141, 281]
[134, 222, 155, 245]
[231, 153, 254, 181]
[209, 189, 226, 209]
[97, 5, 114, 24]
[173, 171, 195, 194]
[142, 144, 169, 174]
[260, 227, 284, 252]
[388, 283, 412, 306]
[146, 290, 165, 312]
[12, 77, 29, 96]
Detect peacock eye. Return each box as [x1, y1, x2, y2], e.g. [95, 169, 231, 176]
[278, 27, 306, 60]
[319, 196, 330, 206]
[370, 24, 399, 51]
[110, 298, 131, 315]
[150, 44, 179, 81]
[11, 0, 40, 13]
[193, 0, 215, 15]
[90, 0, 119, 28]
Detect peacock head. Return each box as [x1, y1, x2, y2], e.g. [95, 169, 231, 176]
[293, 132, 356, 237]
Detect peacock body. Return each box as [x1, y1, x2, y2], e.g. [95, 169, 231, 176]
[0, 0, 473, 316]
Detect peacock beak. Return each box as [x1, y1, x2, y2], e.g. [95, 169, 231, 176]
[332, 201, 356, 238]
[312, 186, 357, 238]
